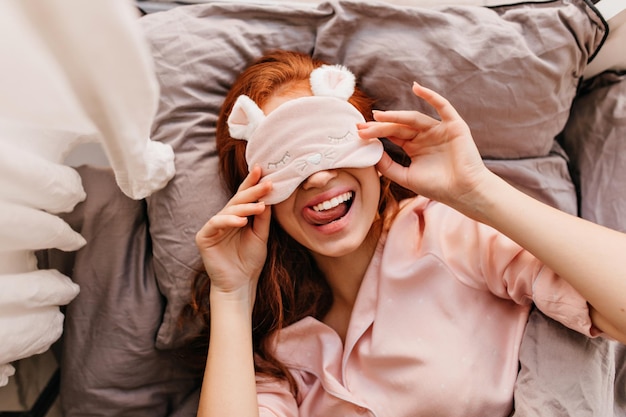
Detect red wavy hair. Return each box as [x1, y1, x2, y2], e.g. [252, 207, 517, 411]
[182, 50, 413, 394]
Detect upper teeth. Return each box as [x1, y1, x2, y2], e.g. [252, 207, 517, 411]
[312, 192, 352, 212]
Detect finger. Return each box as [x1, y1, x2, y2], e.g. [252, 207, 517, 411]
[376, 152, 410, 190]
[237, 165, 264, 191]
[196, 214, 249, 243]
[210, 214, 249, 232]
[252, 204, 271, 241]
[382, 135, 415, 151]
[230, 165, 272, 205]
[412, 82, 462, 122]
[357, 121, 419, 141]
[229, 181, 273, 206]
[198, 202, 266, 238]
[234, 165, 272, 197]
[222, 201, 268, 218]
[373, 109, 438, 127]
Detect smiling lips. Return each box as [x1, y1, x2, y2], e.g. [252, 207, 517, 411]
[312, 191, 353, 212]
[304, 191, 354, 226]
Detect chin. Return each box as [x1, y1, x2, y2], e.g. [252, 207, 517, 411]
[309, 226, 376, 259]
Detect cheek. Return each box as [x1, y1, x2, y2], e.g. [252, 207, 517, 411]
[364, 172, 382, 203]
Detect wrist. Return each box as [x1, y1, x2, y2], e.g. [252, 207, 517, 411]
[210, 282, 257, 312]
[454, 170, 505, 225]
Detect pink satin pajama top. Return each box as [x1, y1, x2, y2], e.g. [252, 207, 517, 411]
[256, 197, 596, 417]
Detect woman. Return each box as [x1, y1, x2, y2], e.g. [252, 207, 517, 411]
[189, 50, 626, 417]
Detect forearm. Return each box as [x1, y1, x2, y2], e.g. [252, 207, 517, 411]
[461, 172, 626, 342]
[197, 287, 260, 417]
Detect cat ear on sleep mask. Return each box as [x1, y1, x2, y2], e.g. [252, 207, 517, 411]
[228, 64, 357, 140]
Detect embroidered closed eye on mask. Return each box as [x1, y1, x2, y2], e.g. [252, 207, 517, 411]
[227, 64, 384, 205]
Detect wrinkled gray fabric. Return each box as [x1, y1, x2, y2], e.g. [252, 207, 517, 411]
[39, 166, 199, 417]
[561, 71, 626, 232]
[485, 141, 578, 216]
[513, 310, 626, 417]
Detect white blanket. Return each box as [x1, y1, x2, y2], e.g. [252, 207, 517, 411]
[0, 0, 174, 386]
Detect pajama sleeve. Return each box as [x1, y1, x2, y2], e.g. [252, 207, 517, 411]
[256, 374, 299, 417]
[429, 201, 598, 337]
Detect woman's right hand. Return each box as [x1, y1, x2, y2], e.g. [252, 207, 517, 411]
[195, 165, 272, 298]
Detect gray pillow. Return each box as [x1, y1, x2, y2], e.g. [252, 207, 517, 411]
[139, 0, 606, 349]
[513, 308, 626, 416]
[39, 166, 199, 417]
[512, 71, 626, 417]
[560, 70, 626, 232]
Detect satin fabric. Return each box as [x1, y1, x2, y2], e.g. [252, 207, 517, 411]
[257, 197, 595, 417]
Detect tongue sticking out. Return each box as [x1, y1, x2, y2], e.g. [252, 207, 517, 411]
[304, 202, 350, 225]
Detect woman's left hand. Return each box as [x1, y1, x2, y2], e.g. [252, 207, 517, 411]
[359, 84, 626, 344]
[357, 82, 490, 209]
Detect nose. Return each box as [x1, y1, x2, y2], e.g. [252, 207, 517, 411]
[302, 169, 338, 190]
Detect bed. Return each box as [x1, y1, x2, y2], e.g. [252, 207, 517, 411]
[2, 0, 626, 415]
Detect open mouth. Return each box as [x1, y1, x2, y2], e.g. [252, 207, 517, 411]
[304, 191, 354, 226]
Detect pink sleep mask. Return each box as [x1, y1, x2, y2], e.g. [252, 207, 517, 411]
[227, 65, 384, 205]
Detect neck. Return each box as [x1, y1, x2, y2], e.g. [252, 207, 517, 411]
[313, 221, 383, 309]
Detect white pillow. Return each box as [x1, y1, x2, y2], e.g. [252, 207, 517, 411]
[0, 269, 79, 310]
[0, 201, 86, 253]
[0, 141, 85, 213]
